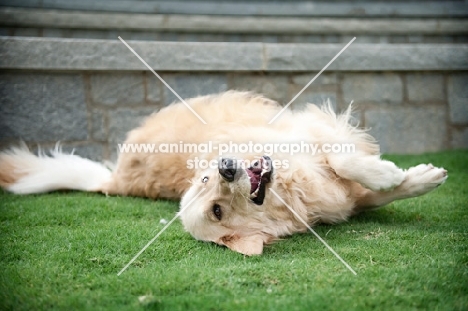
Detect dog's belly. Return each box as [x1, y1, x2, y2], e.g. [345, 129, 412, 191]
[103, 151, 194, 199]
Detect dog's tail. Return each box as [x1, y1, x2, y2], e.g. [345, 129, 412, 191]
[0, 145, 112, 194]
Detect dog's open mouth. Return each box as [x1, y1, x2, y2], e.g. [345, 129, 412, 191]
[246, 156, 273, 205]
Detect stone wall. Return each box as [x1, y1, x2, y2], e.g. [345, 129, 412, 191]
[0, 6, 467, 161]
[1, 67, 467, 160]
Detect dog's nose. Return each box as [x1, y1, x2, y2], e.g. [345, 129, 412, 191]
[219, 158, 237, 182]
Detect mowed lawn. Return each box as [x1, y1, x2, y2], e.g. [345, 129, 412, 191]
[1, 151, 467, 311]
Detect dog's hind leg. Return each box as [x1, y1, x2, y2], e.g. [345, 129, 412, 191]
[327, 152, 405, 191]
[352, 163, 448, 213]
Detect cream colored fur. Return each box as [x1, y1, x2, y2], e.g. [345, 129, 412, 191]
[0, 91, 447, 255]
[0, 144, 111, 194]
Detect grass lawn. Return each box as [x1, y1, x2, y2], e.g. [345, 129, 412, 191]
[1, 151, 467, 310]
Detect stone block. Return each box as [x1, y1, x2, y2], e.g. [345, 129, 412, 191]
[424, 36, 454, 43]
[377, 36, 391, 44]
[198, 34, 225, 42]
[90, 73, 145, 106]
[455, 36, 468, 43]
[451, 127, 468, 149]
[112, 31, 133, 41]
[229, 75, 288, 104]
[243, 35, 262, 42]
[225, 35, 243, 42]
[108, 107, 157, 143]
[162, 74, 228, 105]
[69, 29, 109, 40]
[343, 36, 390, 44]
[292, 73, 337, 86]
[13, 27, 40, 37]
[107, 107, 159, 161]
[128, 31, 159, 41]
[262, 35, 278, 43]
[42, 28, 64, 38]
[264, 43, 468, 71]
[448, 73, 468, 124]
[0, 28, 11, 36]
[323, 35, 340, 43]
[91, 110, 106, 141]
[343, 73, 403, 105]
[408, 35, 424, 43]
[146, 73, 161, 103]
[290, 35, 321, 43]
[390, 36, 408, 43]
[302, 35, 322, 43]
[0, 73, 87, 142]
[139, 41, 263, 71]
[158, 33, 180, 41]
[365, 107, 447, 154]
[407, 73, 445, 102]
[179, 33, 202, 42]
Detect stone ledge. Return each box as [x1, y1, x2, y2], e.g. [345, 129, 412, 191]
[0, 37, 264, 71]
[1, 8, 468, 35]
[1, 37, 467, 72]
[1, 1, 467, 17]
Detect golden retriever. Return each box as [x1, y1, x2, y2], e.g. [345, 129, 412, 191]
[0, 91, 448, 255]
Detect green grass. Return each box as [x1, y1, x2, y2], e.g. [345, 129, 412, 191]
[1, 151, 467, 311]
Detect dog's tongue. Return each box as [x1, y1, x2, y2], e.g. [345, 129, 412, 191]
[246, 168, 261, 194]
[247, 156, 273, 205]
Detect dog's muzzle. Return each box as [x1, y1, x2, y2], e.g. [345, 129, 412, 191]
[219, 156, 273, 205]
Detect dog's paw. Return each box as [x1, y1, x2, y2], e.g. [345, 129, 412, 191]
[360, 160, 406, 192]
[398, 164, 448, 197]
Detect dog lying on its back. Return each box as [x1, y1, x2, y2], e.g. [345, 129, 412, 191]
[0, 91, 447, 255]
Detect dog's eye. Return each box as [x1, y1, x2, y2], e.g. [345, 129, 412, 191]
[202, 176, 209, 183]
[212, 204, 222, 220]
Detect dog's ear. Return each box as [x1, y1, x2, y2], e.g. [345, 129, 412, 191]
[219, 234, 264, 256]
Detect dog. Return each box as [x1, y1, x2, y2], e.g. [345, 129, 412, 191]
[0, 91, 448, 255]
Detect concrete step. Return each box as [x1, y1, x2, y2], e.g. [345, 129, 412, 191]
[1, 37, 467, 71]
[1, 0, 467, 17]
[2, 8, 468, 44]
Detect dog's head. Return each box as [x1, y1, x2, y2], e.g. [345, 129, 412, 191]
[179, 156, 275, 255]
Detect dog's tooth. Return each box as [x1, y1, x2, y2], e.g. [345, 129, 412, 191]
[250, 188, 259, 198]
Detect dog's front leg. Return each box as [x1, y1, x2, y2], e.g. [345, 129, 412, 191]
[353, 163, 447, 211]
[327, 153, 405, 191]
